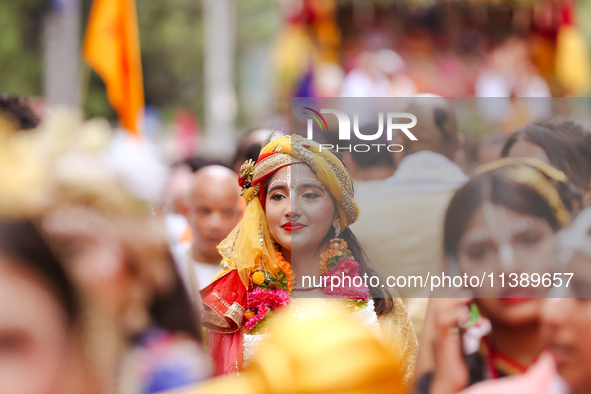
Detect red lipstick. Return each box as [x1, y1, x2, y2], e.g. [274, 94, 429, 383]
[500, 287, 535, 305]
[282, 222, 305, 231]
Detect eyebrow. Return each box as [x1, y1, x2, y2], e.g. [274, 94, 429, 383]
[459, 228, 491, 248]
[460, 222, 543, 249]
[296, 182, 326, 190]
[268, 183, 289, 194]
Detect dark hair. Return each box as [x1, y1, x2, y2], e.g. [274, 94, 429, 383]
[444, 165, 581, 259]
[323, 151, 394, 315]
[349, 125, 395, 169]
[434, 108, 454, 143]
[0, 220, 78, 324]
[232, 129, 266, 171]
[148, 251, 201, 342]
[0, 94, 39, 130]
[180, 156, 226, 172]
[501, 117, 591, 193]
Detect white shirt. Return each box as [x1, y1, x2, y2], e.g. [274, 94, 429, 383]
[376, 150, 468, 197]
[172, 242, 221, 307]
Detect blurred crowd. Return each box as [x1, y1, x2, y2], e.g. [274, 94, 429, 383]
[269, 0, 590, 107]
[2, 91, 591, 394]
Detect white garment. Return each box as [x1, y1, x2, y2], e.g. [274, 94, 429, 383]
[475, 69, 551, 98]
[172, 242, 221, 306]
[475, 69, 552, 123]
[164, 213, 189, 244]
[376, 150, 468, 197]
[354, 179, 384, 203]
[243, 299, 380, 366]
[340, 69, 391, 98]
[353, 151, 468, 336]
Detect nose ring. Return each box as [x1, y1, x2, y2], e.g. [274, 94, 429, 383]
[287, 214, 300, 222]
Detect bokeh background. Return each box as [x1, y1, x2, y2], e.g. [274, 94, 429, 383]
[2, 0, 591, 162]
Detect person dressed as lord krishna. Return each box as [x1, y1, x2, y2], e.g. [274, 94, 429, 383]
[200, 135, 417, 383]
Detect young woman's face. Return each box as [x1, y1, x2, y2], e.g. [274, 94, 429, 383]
[542, 252, 591, 391]
[265, 164, 337, 254]
[457, 203, 557, 325]
[0, 254, 71, 394]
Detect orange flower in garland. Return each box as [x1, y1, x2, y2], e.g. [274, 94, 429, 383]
[319, 239, 348, 274]
[275, 248, 293, 294]
[251, 271, 266, 285]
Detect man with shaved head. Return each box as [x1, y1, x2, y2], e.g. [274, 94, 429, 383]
[175, 165, 243, 306]
[352, 95, 468, 336]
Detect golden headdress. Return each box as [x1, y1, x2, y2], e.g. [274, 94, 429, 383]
[217, 135, 360, 289]
[0, 107, 173, 300]
[475, 157, 574, 227]
[0, 108, 158, 219]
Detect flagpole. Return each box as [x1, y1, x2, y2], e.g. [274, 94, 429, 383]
[43, 0, 82, 108]
[201, 0, 237, 160]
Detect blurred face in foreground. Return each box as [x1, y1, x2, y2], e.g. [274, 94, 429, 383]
[265, 164, 337, 255]
[542, 252, 591, 392]
[457, 203, 556, 326]
[0, 254, 71, 394]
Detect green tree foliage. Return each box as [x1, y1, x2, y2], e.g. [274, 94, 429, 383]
[82, 0, 205, 123]
[0, 0, 45, 97]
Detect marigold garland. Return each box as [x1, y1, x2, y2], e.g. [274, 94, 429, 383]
[319, 239, 348, 274]
[244, 241, 370, 332]
[274, 247, 293, 293]
[251, 271, 265, 286]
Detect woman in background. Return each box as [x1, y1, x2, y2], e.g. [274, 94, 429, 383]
[458, 206, 591, 393]
[416, 157, 581, 394]
[501, 117, 591, 206]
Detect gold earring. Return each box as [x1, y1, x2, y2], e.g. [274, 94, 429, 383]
[330, 222, 343, 248]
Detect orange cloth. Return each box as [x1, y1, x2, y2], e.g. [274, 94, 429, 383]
[83, 0, 144, 135]
[180, 225, 192, 244]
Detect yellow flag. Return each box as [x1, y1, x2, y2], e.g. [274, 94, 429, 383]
[83, 0, 144, 135]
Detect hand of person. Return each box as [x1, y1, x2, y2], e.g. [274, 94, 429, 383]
[428, 297, 472, 394]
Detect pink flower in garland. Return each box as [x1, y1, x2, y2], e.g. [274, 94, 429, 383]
[245, 287, 290, 331]
[325, 284, 371, 300]
[323, 256, 370, 300]
[328, 256, 360, 277]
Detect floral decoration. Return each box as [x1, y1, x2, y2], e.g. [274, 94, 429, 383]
[245, 287, 290, 331]
[319, 239, 349, 274]
[323, 255, 371, 301]
[244, 240, 370, 332]
[238, 159, 255, 193]
[244, 252, 292, 331]
[274, 247, 293, 293]
[251, 271, 265, 285]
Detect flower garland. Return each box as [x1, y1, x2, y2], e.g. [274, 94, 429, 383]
[243, 247, 292, 332]
[243, 241, 370, 332]
[319, 238, 348, 274]
[320, 239, 371, 300]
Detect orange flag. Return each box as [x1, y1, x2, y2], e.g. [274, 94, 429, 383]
[83, 0, 144, 135]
